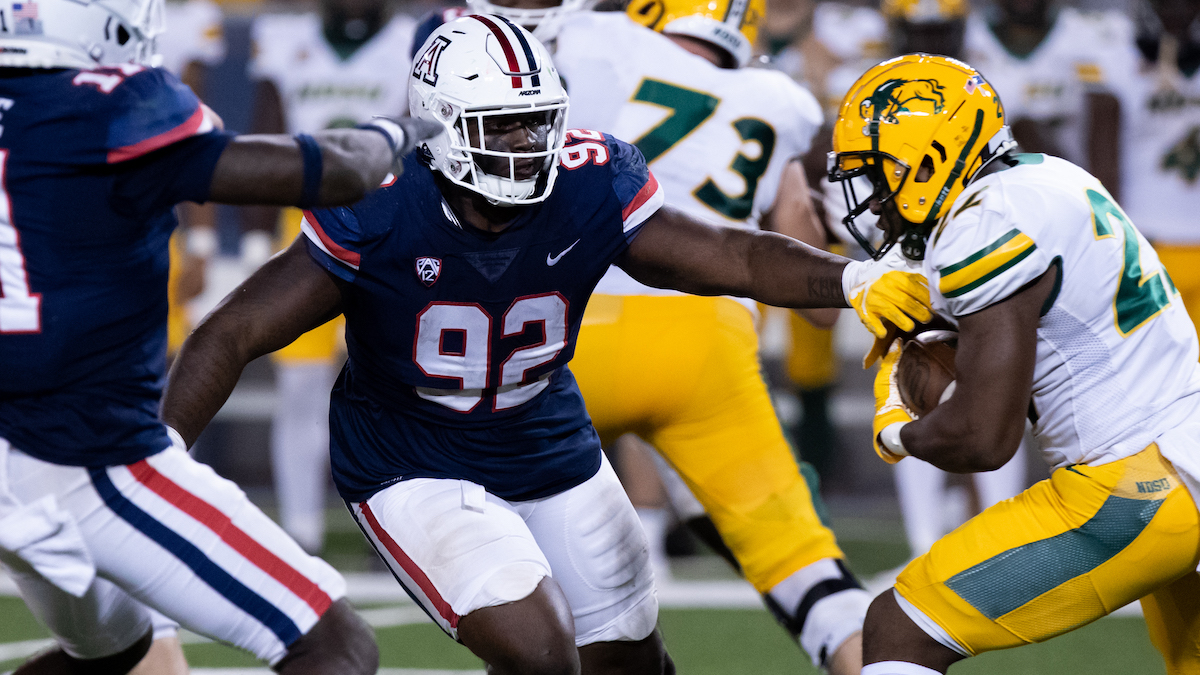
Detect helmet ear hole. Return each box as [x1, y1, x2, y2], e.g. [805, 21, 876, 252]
[914, 154, 936, 183]
[116, 24, 131, 45]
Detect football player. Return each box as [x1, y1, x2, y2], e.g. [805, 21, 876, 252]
[829, 54, 1200, 674]
[0, 1, 439, 673]
[1117, 0, 1200, 344]
[963, 0, 1127, 193]
[161, 16, 932, 675]
[550, 2, 871, 672]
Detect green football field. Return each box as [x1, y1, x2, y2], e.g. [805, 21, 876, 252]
[0, 508, 1168, 674]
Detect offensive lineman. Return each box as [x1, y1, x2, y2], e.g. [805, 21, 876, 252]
[161, 16, 932, 675]
[0, 0, 439, 672]
[549, 2, 871, 671]
[828, 54, 1200, 674]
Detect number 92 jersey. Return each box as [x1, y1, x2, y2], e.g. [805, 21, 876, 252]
[924, 154, 1200, 471]
[301, 131, 663, 503]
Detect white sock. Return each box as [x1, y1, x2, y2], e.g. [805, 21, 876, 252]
[272, 362, 338, 553]
[635, 507, 671, 581]
[895, 457, 948, 557]
[862, 661, 942, 675]
[974, 434, 1030, 508]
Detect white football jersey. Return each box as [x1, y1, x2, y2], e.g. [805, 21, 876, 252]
[1116, 57, 1200, 243]
[554, 12, 823, 297]
[159, 0, 225, 76]
[249, 12, 416, 134]
[964, 8, 1132, 165]
[925, 154, 1200, 472]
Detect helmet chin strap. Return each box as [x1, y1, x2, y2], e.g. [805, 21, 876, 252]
[968, 126, 1018, 186]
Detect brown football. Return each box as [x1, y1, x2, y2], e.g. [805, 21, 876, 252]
[897, 330, 958, 416]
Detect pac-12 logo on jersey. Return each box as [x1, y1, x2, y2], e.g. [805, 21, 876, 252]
[416, 257, 442, 286]
[413, 35, 451, 86]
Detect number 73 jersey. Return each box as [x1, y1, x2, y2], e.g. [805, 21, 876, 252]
[925, 154, 1200, 471]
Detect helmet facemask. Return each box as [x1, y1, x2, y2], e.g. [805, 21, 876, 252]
[443, 102, 569, 205]
[827, 149, 915, 260]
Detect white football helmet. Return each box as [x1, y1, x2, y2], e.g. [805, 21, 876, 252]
[410, 14, 569, 206]
[464, 0, 597, 43]
[0, 0, 165, 69]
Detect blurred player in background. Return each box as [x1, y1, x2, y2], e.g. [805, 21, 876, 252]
[1117, 0, 1200, 341]
[0, 0, 440, 672]
[162, 0, 226, 365]
[475, 0, 876, 670]
[963, 0, 1127, 194]
[834, 54, 1200, 675]
[247, 0, 415, 553]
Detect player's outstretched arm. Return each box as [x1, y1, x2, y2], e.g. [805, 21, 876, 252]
[897, 267, 1057, 473]
[161, 238, 345, 446]
[208, 119, 442, 207]
[617, 206, 932, 340]
[619, 204, 850, 308]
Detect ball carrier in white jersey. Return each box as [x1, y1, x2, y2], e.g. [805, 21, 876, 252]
[830, 54, 1200, 675]
[162, 15, 934, 675]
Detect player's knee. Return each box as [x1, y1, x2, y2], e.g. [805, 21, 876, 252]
[765, 559, 871, 667]
[274, 599, 378, 675]
[16, 628, 153, 675]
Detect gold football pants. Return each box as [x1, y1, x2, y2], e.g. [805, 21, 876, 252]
[571, 294, 843, 592]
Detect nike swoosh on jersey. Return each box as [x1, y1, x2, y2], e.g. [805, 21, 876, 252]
[547, 239, 580, 266]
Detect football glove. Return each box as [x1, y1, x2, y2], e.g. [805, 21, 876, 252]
[872, 338, 915, 464]
[359, 116, 445, 177]
[843, 259, 933, 366]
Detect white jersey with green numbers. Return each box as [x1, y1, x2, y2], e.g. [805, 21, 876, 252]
[925, 154, 1200, 472]
[1117, 62, 1200, 244]
[553, 11, 823, 298]
[248, 12, 416, 133]
[963, 8, 1132, 165]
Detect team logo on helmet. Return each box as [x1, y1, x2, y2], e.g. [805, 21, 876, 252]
[861, 78, 946, 126]
[413, 35, 451, 87]
[415, 257, 442, 286]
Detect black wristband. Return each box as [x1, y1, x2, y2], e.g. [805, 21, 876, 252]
[294, 133, 323, 208]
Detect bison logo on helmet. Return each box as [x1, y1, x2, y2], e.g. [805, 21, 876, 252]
[860, 78, 946, 125]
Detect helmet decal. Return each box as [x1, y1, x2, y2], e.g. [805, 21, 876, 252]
[413, 35, 452, 87]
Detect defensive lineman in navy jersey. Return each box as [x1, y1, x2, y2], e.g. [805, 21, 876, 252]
[163, 15, 932, 675]
[0, 1, 440, 673]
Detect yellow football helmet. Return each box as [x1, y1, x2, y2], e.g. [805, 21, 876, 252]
[881, 0, 968, 24]
[626, 0, 765, 68]
[828, 54, 1016, 259]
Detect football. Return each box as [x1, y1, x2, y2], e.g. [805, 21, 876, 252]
[896, 330, 958, 416]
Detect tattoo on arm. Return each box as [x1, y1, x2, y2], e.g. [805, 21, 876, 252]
[808, 275, 843, 303]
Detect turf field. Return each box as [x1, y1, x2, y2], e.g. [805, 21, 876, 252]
[0, 506, 1167, 675]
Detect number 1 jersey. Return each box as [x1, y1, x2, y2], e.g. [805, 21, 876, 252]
[0, 66, 230, 467]
[302, 131, 663, 501]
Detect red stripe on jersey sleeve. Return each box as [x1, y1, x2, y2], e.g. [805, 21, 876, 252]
[621, 172, 660, 222]
[107, 105, 207, 163]
[303, 209, 362, 267]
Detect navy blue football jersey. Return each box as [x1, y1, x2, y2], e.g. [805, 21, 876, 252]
[0, 66, 232, 466]
[303, 130, 663, 501]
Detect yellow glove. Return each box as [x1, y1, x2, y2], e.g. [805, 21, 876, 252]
[849, 268, 933, 341]
[872, 338, 915, 464]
